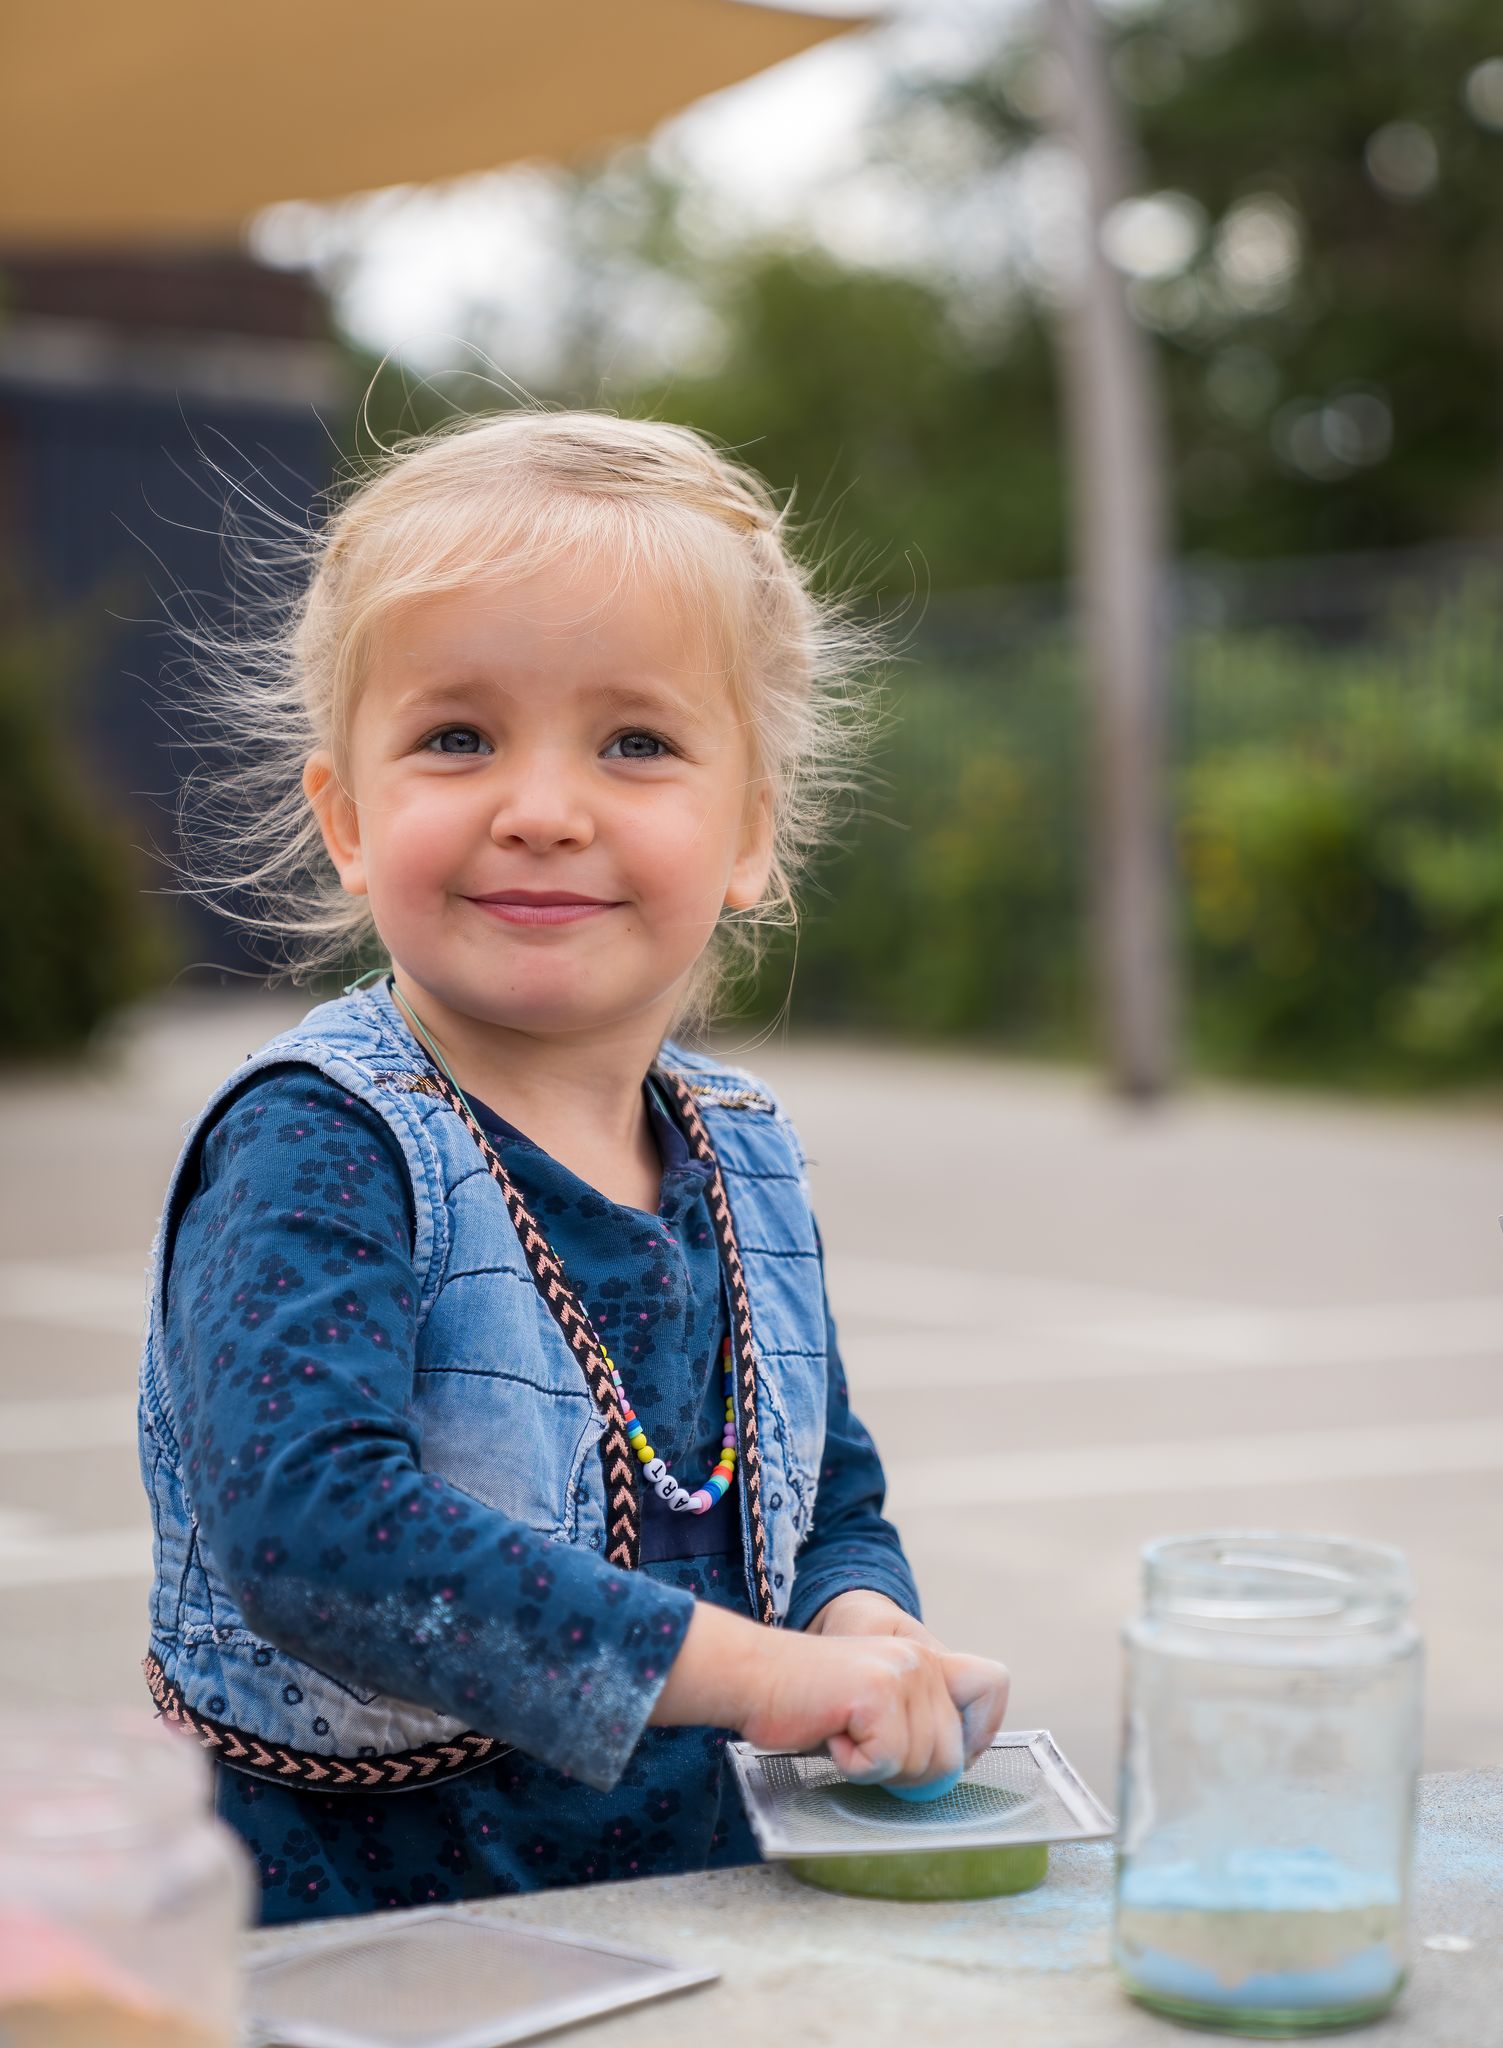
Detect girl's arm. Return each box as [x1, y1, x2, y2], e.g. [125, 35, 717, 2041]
[164, 1067, 695, 1793]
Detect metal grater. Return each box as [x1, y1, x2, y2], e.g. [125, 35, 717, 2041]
[243, 1908, 718, 2048]
[728, 1729, 1115, 1861]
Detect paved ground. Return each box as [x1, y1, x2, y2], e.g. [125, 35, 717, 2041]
[3, 992, 1501, 1808]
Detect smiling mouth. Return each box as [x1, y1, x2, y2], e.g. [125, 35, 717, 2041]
[468, 895, 620, 927]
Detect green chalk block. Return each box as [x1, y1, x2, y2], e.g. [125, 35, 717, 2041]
[787, 1840, 1049, 1901]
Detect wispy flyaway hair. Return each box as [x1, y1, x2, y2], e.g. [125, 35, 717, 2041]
[171, 405, 886, 1036]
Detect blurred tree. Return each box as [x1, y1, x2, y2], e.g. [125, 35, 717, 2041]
[0, 604, 176, 1059]
[640, 249, 1065, 596]
[345, 0, 1503, 588]
[895, 0, 1503, 562]
[342, 204, 1066, 599]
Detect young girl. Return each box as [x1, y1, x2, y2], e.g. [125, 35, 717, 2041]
[138, 410, 1010, 1924]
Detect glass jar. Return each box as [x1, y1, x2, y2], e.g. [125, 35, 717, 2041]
[0, 1716, 252, 2048]
[1113, 1532, 1422, 2037]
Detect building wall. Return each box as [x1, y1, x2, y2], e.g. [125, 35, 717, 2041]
[0, 252, 344, 977]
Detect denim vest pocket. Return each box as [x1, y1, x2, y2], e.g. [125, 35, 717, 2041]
[412, 1363, 592, 1537]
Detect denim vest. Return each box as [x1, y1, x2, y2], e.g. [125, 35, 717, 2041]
[138, 979, 828, 1764]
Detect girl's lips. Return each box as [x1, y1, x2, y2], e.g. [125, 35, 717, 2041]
[469, 898, 618, 927]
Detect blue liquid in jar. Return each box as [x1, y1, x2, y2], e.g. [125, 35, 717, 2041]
[1115, 1847, 1405, 2022]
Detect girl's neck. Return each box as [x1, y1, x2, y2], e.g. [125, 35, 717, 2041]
[386, 970, 676, 1212]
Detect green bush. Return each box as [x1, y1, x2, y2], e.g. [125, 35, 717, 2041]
[740, 587, 1503, 1089]
[1184, 708, 1503, 1083]
[1180, 591, 1503, 1083]
[0, 616, 176, 1060]
[748, 656, 1087, 1048]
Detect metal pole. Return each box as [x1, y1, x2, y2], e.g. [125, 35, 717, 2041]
[1048, 0, 1177, 1099]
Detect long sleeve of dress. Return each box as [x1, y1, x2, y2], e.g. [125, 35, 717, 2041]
[163, 1067, 694, 1793]
[784, 1224, 923, 1632]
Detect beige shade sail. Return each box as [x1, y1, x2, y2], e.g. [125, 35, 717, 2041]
[1, 0, 867, 245]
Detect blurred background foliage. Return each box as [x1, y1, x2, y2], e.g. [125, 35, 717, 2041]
[730, 575, 1503, 1088]
[0, 602, 176, 1057]
[355, 0, 1503, 587]
[341, 0, 1503, 1089]
[903, 0, 1503, 566]
[13, 0, 1503, 1089]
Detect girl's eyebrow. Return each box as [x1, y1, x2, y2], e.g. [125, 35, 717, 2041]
[394, 673, 507, 713]
[597, 679, 708, 723]
[396, 675, 707, 723]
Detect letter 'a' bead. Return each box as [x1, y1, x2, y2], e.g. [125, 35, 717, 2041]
[598, 1334, 737, 1521]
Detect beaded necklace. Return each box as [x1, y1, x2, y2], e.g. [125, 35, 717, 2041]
[615, 1335, 736, 1515]
[388, 979, 737, 1517]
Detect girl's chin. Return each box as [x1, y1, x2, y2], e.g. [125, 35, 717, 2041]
[405, 971, 682, 1036]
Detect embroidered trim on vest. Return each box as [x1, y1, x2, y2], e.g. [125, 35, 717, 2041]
[680, 1077, 776, 1114]
[144, 1654, 506, 1792]
[656, 1068, 777, 1628]
[389, 1067, 645, 1575]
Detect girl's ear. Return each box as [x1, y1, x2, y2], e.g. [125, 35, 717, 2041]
[303, 751, 368, 898]
[724, 781, 775, 912]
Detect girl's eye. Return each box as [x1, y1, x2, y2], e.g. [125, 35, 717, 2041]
[422, 726, 490, 756]
[604, 730, 672, 762]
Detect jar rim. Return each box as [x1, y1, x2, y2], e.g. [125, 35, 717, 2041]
[1141, 1529, 1412, 1633]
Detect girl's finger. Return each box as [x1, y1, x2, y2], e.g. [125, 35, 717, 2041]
[834, 1742, 899, 1784]
[925, 1662, 965, 1779]
[826, 1730, 867, 1777]
[892, 1664, 963, 1787]
[941, 1653, 1011, 1763]
[829, 1685, 904, 1783]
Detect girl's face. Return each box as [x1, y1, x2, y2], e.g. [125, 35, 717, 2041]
[304, 554, 774, 1043]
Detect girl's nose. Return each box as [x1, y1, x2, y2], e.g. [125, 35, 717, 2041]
[486, 758, 596, 853]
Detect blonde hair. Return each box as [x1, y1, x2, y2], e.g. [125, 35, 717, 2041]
[173, 406, 885, 1038]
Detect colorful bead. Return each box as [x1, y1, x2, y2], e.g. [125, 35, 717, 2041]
[598, 1334, 736, 1516]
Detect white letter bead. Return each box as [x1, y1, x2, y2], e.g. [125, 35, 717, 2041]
[644, 1458, 666, 1484]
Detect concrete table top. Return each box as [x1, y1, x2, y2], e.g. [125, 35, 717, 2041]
[250, 1769, 1500, 2046]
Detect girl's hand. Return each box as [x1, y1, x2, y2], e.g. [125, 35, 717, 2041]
[805, 1588, 1011, 1766]
[746, 1627, 970, 1787]
[805, 1587, 941, 1648]
[651, 1603, 1009, 1787]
